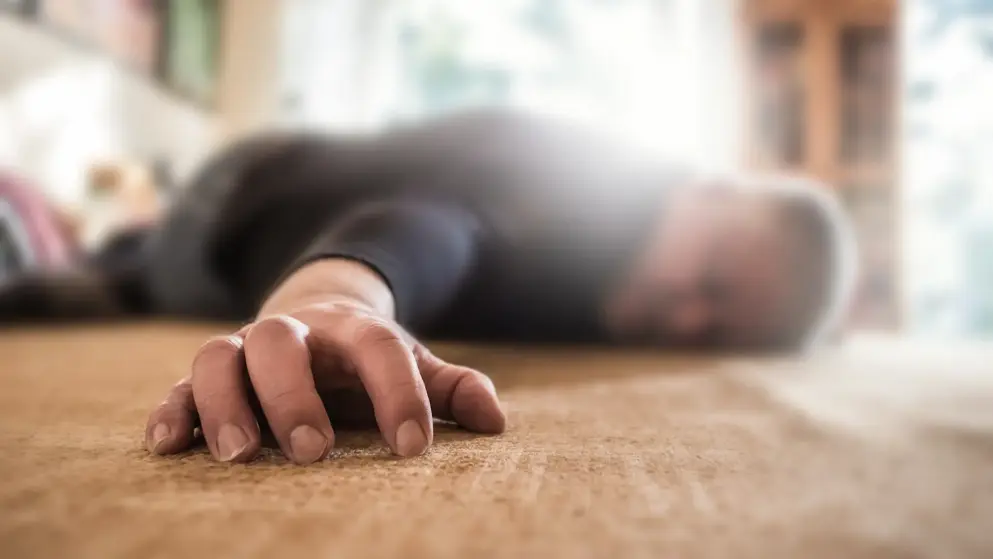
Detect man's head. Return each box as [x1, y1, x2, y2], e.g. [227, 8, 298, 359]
[605, 174, 858, 352]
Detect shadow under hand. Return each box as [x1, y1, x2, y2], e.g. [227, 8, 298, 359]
[245, 386, 488, 460]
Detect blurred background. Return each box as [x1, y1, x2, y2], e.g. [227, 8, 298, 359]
[0, 0, 990, 340]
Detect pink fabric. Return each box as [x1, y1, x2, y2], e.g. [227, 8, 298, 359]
[0, 172, 74, 268]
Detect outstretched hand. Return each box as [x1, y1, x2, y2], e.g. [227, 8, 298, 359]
[144, 261, 506, 465]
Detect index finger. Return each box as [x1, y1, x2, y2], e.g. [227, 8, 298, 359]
[244, 316, 335, 465]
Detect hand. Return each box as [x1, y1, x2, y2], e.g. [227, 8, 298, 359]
[144, 262, 506, 465]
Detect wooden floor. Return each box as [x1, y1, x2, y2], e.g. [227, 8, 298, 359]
[0, 324, 991, 558]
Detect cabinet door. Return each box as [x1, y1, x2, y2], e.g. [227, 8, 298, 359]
[751, 22, 806, 168]
[838, 23, 898, 326]
[841, 180, 897, 325]
[743, 0, 900, 329]
[839, 25, 895, 165]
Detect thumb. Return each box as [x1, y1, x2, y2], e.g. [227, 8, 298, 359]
[414, 345, 506, 434]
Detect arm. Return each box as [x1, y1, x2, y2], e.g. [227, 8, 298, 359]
[145, 198, 504, 466]
[269, 198, 481, 327]
[259, 258, 395, 321]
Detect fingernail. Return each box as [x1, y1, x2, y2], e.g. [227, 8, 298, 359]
[289, 425, 329, 465]
[150, 423, 170, 453]
[216, 424, 250, 462]
[394, 420, 428, 458]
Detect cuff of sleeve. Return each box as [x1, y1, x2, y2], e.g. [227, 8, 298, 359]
[286, 200, 481, 328]
[294, 241, 416, 323]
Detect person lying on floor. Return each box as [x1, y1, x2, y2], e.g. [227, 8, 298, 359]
[0, 108, 857, 465]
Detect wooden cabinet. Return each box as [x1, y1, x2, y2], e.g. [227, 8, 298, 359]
[740, 0, 900, 329]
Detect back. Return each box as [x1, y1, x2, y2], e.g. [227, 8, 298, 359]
[158, 109, 683, 339]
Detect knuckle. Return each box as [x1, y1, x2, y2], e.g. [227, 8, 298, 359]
[147, 405, 168, 424]
[149, 406, 178, 425]
[159, 377, 192, 405]
[195, 335, 242, 358]
[411, 343, 430, 360]
[192, 337, 243, 382]
[383, 376, 422, 404]
[247, 315, 309, 346]
[259, 387, 311, 409]
[167, 377, 197, 412]
[172, 375, 193, 391]
[194, 388, 241, 411]
[351, 317, 401, 347]
[411, 343, 441, 367]
[459, 367, 495, 396]
[475, 371, 497, 393]
[316, 298, 372, 315]
[150, 397, 185, 424]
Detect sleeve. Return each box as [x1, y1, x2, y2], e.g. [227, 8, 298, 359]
[290, 197, 482, 329]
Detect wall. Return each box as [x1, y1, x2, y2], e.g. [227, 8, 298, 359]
[0, 15, 216, 209]
[279, 0, 742, 168]
[215, 0, 283, 140]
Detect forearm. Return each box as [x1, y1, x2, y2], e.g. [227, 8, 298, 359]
[258, 258, 395, 319]
[274, 198, 481, 330]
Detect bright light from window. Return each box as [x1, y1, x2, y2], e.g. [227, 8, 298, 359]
[281, 0, 740, 168]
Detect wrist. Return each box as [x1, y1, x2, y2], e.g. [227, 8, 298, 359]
[258, 258, 395, 319]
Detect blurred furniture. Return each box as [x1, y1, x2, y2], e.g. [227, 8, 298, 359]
[0, 172, 74, 279]
[0, 0, 38, 16]
[1, 0, 222, 107]
[76, 160, 166, 248]
[740, 0, 899, 329]
[40, 0, 161, 74]
[0, 198, 33, 280]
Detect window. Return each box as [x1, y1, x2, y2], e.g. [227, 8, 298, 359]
[904, 0, 993, 337]
[280, 0, 740, 167]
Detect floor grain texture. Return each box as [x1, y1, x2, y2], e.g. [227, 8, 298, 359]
[0, 325, 991, 559]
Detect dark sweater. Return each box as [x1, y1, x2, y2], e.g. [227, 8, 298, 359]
[145, 109, 688, 343]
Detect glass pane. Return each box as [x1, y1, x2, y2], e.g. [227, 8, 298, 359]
[841, 180, 896, 325]
[840, 25, 894, 164]
[753, 22, 805, 166]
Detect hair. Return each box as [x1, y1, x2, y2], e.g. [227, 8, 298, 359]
[759, 174, 860, 349]
[701, 172, 860, 350]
